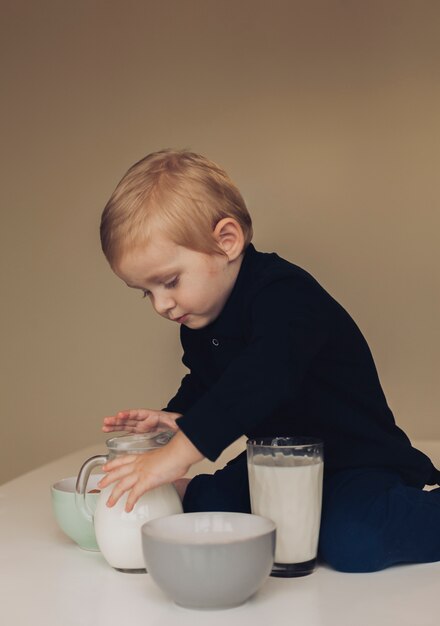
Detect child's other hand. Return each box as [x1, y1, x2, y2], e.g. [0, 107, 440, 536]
[97, 430, 202, 512]
[102, 409, 182, 434]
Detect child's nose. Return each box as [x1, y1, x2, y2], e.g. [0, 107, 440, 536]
[153, 293, 176, 316]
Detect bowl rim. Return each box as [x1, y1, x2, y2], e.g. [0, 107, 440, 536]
[141, 511, 276, 544]
[51, 474, 104, 493]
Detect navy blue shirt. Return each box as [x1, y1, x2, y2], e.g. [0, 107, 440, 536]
[167, 244, 438, 488]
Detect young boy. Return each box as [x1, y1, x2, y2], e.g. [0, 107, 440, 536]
[98, 149, 440, 573]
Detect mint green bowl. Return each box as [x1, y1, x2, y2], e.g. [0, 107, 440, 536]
[51, 475, 101, 551]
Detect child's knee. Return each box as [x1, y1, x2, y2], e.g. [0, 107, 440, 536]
[319, 520, 387, 573]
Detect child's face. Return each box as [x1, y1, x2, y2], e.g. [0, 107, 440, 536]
[113, 234, 241, 329]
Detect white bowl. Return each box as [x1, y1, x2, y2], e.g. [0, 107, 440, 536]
[141, 511, 275, 609]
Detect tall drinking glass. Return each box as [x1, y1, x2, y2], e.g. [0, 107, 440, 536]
[247, 437, 323, 577]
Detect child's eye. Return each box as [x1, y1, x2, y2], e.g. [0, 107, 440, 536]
[164, 277, 179, 290]
[142, 289, 151, 299]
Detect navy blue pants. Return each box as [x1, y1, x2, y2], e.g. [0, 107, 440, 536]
[183, 452, 440, 573]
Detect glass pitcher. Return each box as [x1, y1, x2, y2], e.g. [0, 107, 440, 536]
[75, 431, 183, 572]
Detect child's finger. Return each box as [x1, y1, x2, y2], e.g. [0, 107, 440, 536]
[102, 415, 128, 426]
[104, 412, 139, 424]
[98, 464, 134, 491]
[125, 490, 140, 513]
[102, 424, 128, 432]
[106, 474, 138, 508]
[125, 478, 154, 512]
[114, 409, 132, 419]
[102, 416, 120, 425]
[103, 420, 154, 434]
[102, 415, 140, 432]
[117, 409, 150, 420]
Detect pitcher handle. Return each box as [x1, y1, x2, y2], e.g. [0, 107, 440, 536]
[75, 454, 108, 522]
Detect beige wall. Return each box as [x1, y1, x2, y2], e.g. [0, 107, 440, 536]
[1, 1, 439, 484]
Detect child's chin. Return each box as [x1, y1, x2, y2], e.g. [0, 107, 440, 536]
[184, 317, 209, 330]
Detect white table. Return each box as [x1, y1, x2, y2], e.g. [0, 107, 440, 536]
[1, 442, 439, 626]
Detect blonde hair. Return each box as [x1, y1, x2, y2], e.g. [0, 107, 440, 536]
[100, 149, 253, 266]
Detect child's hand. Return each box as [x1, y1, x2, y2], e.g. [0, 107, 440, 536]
[97, 430, 203, 512]
[102, 409, 182, 434]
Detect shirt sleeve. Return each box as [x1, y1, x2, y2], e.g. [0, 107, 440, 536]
[163, 372, 205, 414]
[176, 279, 328, 461]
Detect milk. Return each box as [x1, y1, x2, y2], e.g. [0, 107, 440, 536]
[248, 455, 323, 564]
[94, 483, 183, 571]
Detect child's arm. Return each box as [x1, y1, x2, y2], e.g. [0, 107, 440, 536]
[102, 408, 182, 434]
[164, 371, 206, 414]
[97, 429, 203, 512]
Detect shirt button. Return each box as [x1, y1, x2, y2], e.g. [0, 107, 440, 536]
[212, 338, 220, 347]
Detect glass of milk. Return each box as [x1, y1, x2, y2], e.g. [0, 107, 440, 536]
[247, 437, 323, 577]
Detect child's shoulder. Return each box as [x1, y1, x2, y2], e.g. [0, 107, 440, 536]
[246, 245, 324, 295]
[243, 247, 355, 337]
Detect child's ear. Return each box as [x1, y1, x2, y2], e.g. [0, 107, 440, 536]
[213, 218, 245, 261]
